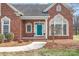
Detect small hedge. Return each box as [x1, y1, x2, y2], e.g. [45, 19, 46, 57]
[0, 34, 5, 42]
[5, 33, 14, 41]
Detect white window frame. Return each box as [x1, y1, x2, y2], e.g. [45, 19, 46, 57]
[56, 4, 61, 12]
[1, 16, 10, 34]
[52, 20, 68, 36]
[25, 23, 32, 33]
[49, 14, 69, 36]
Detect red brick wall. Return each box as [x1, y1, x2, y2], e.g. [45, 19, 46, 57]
[48, 3, 73, 39]
[0, 3, 21, 40]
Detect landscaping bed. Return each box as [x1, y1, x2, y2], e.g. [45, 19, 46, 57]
[45, 40, 79, 49]
[0, 41, 32, 47]
[0, 33, 32, 47]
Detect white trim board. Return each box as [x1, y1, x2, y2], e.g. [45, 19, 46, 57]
[45, 18, 48, 39]
[34, 22, 45, 36]
[25, 23, 32, 33]
[21, 16, 49, 19]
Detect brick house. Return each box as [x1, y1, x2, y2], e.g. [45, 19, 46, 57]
[0, 3, 73, 40]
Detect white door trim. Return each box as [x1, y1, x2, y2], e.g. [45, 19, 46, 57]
[34, 22, 45, 36]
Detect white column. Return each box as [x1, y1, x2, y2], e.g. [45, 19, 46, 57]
[45, 19, 48, 39]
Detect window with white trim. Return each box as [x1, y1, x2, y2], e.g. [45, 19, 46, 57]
[26, 23, 32, 33]
[49, 14, 68, 36]
[1, 16, 10, 34]
[56, 4, 61, 12]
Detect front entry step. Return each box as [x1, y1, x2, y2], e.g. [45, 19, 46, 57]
[22, 36, 46, 40]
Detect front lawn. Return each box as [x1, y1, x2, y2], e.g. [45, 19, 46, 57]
[73, 35, 79, 40]
[35, 48, 79, 56]
[0, 48, 79, 56]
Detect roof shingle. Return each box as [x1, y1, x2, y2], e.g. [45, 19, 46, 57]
[12, 3, 51, 16]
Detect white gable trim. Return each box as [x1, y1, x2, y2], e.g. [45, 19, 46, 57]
[43, 4, 55, 12]
[43, 3, 74, 13]
[7, 3, 24, 16]
[21, 16, 49, 20]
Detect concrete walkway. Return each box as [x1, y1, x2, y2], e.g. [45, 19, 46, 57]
[0, 42, 46, 52]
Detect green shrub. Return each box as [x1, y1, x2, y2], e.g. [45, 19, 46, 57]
[5, 33, 14, 41]
[0, 34, 5, 42]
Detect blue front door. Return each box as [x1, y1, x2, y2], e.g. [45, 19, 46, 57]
[37, 24, 42, 35]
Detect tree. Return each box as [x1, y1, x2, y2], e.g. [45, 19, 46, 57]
[51, 25, 56, 45]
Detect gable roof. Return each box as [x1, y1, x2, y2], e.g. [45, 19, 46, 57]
[7, 3, 75, 16]
[43, 3, 74, 12]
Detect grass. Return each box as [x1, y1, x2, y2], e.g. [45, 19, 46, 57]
[36, 48, 79, 56]
[73, 35, 79, 41]
[0, 48, 79, 56]
[73, 35, 79, 44]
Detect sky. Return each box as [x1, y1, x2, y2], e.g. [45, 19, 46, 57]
[69, 4, 79, 16]
[0, 0, 79, 3]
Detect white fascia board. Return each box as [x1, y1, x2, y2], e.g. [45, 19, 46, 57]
[21, 16, 49, 20]
[43, 3, 55, 12]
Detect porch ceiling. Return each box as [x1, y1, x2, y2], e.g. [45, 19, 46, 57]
[20, 16, 49, 20]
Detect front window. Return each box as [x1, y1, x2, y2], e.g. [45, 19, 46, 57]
[1, 16, 10, 34]
[26, 23, 32, 33]
[54, 24, 62, 35]
[3, 22, 9, 34]
[50, 14, 68, 36]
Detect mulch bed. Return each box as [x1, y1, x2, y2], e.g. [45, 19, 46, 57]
[45, 40, 79, 49]
[0, 40, 32, 47]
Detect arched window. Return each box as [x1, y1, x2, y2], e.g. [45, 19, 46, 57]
[26, 23, 32, 33]
[1, 16, 10, 34]
[49, 14, 68, 36]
